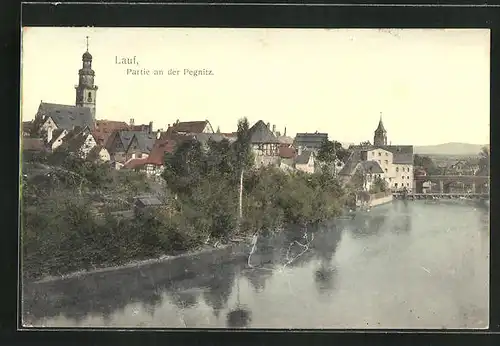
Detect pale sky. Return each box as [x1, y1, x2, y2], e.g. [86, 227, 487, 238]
[21, 27, 490, 146]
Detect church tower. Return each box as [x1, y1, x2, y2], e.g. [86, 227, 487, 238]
[373, 112, 387, 147]
[75, 36, 98, 123]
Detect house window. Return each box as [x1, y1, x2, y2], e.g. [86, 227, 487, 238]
[378, 152, 381, 156]
[407, 176, 410, 179]
[389, 177, 392, 181]
[396, 167, 399, 172]
[402, 176, 405, 179]
[384, 160, 388, 164]
[385, 152, 388, 156]
[394, 183, 398, 188]
[87, 92, 92, 102]
[407, 183, 410, 187]
[385, 168, 388, 173]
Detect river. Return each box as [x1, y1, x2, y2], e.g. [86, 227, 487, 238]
[22, 199, 489, 329]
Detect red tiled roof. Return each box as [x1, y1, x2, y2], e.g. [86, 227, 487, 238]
[166, 121, 209, 136]
[130, 124, 150, 132]
[22, 138, 45, 152]
[123, 158, 148, 169]
[279, 146, 297, 159]
[146, 139, 177, 165]
[159, 131, 195, 142]
[22, 121, 32, 133]
[93, 120, 130, 146]
[123, 139, 177, 169]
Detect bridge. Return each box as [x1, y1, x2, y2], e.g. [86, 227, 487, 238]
[393, 192, 489, 200]
[414, 175, 489, 193]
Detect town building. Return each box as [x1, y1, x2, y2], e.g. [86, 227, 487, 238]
[447, 159, 480, 176]
[294, 150, 316, 174]
[29, 38, 97, 145]
[105, 130, 156, 163]
[22, 138, 46, 154]
[22, 121, 33, 137]
[339, 114, 414, 191]
[248, 120, 281, 167]
[162, 120, 214, 138]
[92, 120, 130, 146]
[294, 132, 328, 154]
[123, 138, 177, 176]
[53, 126, 109, 162]
[46, 129, 69, 151]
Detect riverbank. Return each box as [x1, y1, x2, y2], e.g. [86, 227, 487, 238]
[30, 235, 254, 285]
[369, 192, 393, 208]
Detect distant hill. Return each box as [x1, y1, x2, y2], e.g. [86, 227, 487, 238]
[414, 142, 488, 156]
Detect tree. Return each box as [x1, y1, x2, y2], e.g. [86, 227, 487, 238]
[359, 141, 371, 147]
[370, 175, 388, 194]
[316, 139, 351, 171]
[413, 154, 439, 176]
[478, 146, 489, 176]
[233, 118, 253, 229]
[350, 168, 366, 191]
[162, 138, 205, 194]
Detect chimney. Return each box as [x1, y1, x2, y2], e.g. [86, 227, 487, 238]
[167, 124, 171, 129]
[272, 124, 276, 133]
[130, 118, 135, 126]
[156, 129, 161, 139]
[149, 121, 153, 134]
[266, 122, 270, 129]
[284, 127, 287, 136]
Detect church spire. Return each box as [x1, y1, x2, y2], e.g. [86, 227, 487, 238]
[75, 36, 98, 123]
[376, 112, 386, 133]
[373, 112, 387, 146]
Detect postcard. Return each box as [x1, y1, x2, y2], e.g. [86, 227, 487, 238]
[20, 27, 490, 329]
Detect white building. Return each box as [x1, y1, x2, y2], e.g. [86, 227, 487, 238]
[338, 116, 414, 191]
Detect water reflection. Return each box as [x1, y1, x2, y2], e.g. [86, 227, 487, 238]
[226, 308, 252, 328]
[226, 276, 253, 328]
[349, 213, 387, 238]
[23, 201, 489, 328]
[202, 263, 236, 318]
[169, 290, 199, 310]
[311, 223, 342, 294]
[242, 268, 273, 293]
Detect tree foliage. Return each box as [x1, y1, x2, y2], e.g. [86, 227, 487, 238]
[369, 175, 388, 194]
[478, 146, 489, 176]
[21, 151, 166, 281]
[413, 154, 439, 175]
[316, 139, 350, 165]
